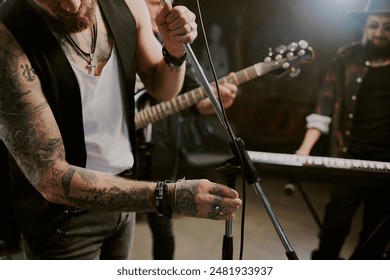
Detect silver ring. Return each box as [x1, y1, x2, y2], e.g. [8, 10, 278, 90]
[213, 205, 223, 215]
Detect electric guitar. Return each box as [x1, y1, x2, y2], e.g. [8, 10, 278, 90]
[134, 40, 315, 130]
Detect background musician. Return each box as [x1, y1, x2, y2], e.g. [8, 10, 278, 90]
[296, 0, 390, 259]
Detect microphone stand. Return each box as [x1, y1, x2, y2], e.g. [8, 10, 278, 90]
[216, 161, 241, 260]
[184, 43, 299, 260]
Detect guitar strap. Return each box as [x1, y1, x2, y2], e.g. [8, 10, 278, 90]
[134, 91, 154, 180]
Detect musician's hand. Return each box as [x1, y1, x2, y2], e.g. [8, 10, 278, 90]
[196, 74, 238, 115]
[156, 1, 197, 58]
[295, 149, 309, 156]
[174, 179, 242, 220]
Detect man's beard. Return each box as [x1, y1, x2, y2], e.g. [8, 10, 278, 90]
[364, 39, 390, 60]
[27, 0, 96, 33]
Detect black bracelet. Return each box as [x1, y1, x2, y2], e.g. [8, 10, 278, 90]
[162, 45, 187, 72]
[154, 181, 172, 218]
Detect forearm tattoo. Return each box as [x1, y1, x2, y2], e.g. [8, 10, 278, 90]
[139, 64, 158, 93]
[47, 168, 63, 187]
[59, 167, 151, 211]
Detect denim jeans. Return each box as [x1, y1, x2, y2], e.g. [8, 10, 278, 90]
[24, 211, 135, 260]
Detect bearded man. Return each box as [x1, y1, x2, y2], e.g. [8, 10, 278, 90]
[296, 0, 390, 260]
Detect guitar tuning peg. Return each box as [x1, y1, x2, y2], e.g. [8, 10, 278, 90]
[289, 67, 301, 78]
[268, 47, 273, 57]
[275, 45, 287, 54]
[287, 42, 298, 51]
[298, 40, 309, 49]
[298, 49, 306, 57]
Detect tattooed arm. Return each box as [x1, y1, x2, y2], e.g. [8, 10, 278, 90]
[0, 24, 241, 220]
[0, 23, 155, 212]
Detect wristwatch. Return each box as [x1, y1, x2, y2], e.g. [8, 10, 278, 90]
[162, 46, 187, 72]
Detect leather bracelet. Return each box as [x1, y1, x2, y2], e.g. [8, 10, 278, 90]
[154, 181, 172, 218]
[162, 45, 186, 72]
[164, 181, 173, 218]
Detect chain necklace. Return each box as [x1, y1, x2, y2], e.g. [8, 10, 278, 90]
[64, 18, 97, 73]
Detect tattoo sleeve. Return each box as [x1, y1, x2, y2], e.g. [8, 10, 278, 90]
[58, 167, 152, 211]
[0, 31, 64, 186]
[0, 26, 154, 213]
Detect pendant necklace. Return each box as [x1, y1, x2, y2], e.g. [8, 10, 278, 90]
[64, 18, 97, 73]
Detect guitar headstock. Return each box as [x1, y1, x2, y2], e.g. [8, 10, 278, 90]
[263, 40, 315, 77]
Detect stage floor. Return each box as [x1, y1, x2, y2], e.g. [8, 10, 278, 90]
[131, 177, 362, 260]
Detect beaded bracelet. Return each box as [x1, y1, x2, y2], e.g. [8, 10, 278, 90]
[154, 181, 173, 218]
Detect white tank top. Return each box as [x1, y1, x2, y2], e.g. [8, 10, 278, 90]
[69, 47, 134, 174]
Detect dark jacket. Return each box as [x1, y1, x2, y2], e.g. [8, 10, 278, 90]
[313, 41, 369, 157]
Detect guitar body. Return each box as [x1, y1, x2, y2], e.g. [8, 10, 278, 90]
[135, 91, 179, 181]
[149, 112, 182, 181]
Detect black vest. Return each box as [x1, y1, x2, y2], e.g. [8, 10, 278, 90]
[0, 0, 137, 253]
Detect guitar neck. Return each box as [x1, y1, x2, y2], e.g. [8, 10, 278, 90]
[134, 47, 309, 130]
[134, 61, 272, 130]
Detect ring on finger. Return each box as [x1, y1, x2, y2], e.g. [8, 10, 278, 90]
[213, 205, 224, 215]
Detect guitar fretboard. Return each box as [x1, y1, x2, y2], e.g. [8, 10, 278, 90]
[134, 52, 308, 130]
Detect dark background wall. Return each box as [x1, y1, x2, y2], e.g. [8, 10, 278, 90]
[176, 0, 367, 155]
